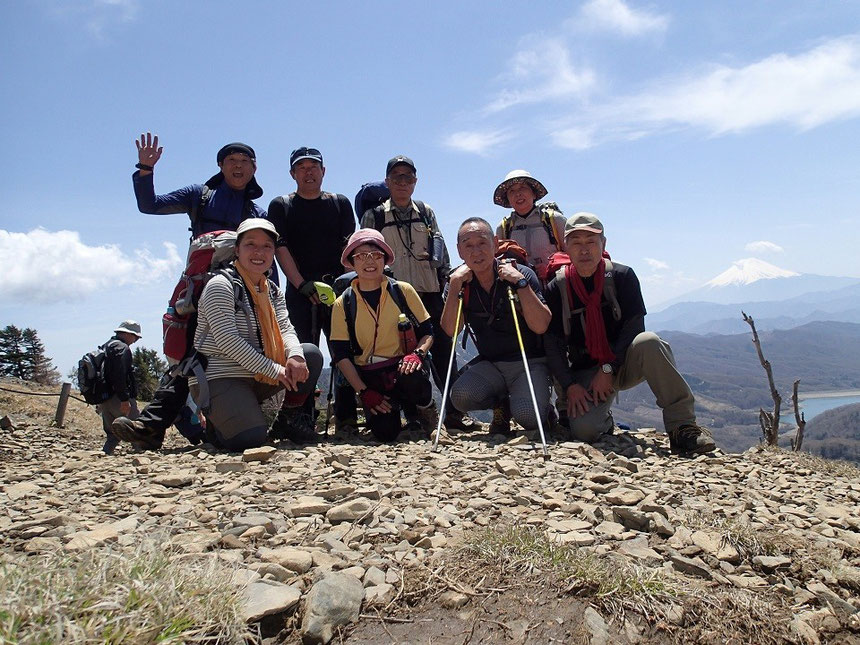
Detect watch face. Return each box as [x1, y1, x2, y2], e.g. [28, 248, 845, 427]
[602, 364, 612, 373]
[516, 278, 528, 290]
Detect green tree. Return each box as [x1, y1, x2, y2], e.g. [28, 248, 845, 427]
[22, 328, 60, 385]
[0, 325, 59, 384]
[0, 325, 27, 379]
[133, 347, 168, 402]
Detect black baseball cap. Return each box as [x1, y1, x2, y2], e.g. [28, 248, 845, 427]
[290, 147, 323, 168]
[386, 155, 416, 175]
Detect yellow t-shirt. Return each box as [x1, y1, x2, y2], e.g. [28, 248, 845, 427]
[331, 279, 430, 366]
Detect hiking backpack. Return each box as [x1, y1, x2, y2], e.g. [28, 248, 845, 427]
[77, 341, 118, 404]
[340, 277, 420, 358]
[162, 230, 240, 364]
[499, 202, 565, 251]
[370, 200, 450, 277]
[354, 181, 390, 220]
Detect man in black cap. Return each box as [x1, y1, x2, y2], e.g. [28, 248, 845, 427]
[113, 134, 273, 449]
[266, 147, 356, 439]
[133, 132, 269, 239]
[360, 155, 474, 432]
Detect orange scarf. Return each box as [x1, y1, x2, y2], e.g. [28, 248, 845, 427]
[234, 262, 286, 385]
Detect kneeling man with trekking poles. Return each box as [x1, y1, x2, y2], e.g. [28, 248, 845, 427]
[440, 218, 553, 449]
[543, 213, 716, 455]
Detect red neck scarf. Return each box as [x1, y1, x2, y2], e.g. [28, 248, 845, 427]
[566, 260, 616, 363]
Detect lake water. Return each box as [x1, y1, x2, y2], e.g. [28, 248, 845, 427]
[780, 393, 860, 424]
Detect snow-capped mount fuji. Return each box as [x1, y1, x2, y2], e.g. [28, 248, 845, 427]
[704, 258, 799, 288]
[656, 258, 859, 309]
[648, 258, 860, 334]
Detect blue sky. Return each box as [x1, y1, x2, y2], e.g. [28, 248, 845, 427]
[2, 0, 859, 376]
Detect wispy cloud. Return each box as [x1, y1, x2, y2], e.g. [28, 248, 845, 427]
[1, 229, 182, 303]
[47, 0, 138, 39]
[644, 257, 670, 271]
[745, 240, 784, 254]
[484, 37, 596, 113]
[442, 129, 513, 155]
[554, 35, 860, 148]
[577, 0, 669, 37]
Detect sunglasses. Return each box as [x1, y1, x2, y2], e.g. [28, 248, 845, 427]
[352, 251, 385, 263]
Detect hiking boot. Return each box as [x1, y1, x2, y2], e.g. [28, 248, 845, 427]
[111, 417, 162, 450]
[443, 411, 477, 432]
[668, 424, 716, 455]
[334, 416, 359, 434]
[488, 401, 512, 436]
[416, 401, 440, 436]
[270, 407, 318, 444]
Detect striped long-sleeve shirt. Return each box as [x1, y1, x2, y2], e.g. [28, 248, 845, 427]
[191, 271, 303, 383]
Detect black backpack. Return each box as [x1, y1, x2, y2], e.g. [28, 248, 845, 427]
[341, 277, 420, 357]
[77, 342, 117, 404]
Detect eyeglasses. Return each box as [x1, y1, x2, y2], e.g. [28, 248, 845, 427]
[388, 173, 416, 186]
[352, 251, 385, 263]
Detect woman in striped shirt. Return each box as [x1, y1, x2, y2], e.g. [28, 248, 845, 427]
[190, 219, 322, 450]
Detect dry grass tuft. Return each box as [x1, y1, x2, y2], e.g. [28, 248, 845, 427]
[463, 524, 675, 617]
[670, 588, 794, 645]
[0, 541, 250, 644]
[685, 510, 785, 560]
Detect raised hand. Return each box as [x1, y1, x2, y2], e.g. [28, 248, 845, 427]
[135, 132, 163, 169]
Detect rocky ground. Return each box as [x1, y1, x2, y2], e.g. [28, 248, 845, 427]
[1, 378, 859, 644]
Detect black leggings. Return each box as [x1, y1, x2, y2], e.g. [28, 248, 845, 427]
[359, 362, 432, 442]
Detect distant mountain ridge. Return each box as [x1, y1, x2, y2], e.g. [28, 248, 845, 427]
[650, 258, 860, 335]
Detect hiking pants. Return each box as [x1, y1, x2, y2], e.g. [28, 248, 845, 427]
[450, 358, 551, 431]
[190, 343, 323, 451]
[566, 332, 696, 443]
[285, 287, 335, 417]
[359, 363, 433, 442]
[418, 291, 459, 416]
[99, 395, 139, 453]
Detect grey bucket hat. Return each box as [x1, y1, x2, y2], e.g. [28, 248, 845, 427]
[114, 320, 142, 338]
[493, 169, 548, 208]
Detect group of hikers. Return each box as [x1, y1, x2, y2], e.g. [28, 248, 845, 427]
[95, 134, 716, 458]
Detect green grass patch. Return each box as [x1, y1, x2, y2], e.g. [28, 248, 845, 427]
[0, 541, 249, 644]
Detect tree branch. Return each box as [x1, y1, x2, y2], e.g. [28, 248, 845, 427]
[743, 312, 781, 445]
[790, 379, 806, 452]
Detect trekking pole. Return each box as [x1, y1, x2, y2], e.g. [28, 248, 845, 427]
[323, 361, 335, 438]
[432, 291, 463, 452]
[506, 286, 549, 459]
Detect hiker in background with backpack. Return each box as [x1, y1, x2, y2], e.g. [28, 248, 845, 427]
[440, 218, 552, 436]
[190, 219, 323, 450]
[493, 169, 566, 284]
[112, 136, 273, 450]
[267, 146, 356, 441]
[98, 321, 142, 455]
[360, 156, 474, 433]
[330, 229, 438, 442]
[544, 213, 717, 455]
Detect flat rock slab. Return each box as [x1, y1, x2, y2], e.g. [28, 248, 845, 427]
[301, 572, 364, 645]
[243, 581, 301, 623]
[242, 446, 277, 463]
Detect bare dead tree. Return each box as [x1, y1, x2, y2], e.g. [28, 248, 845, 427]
[790, 379, 806, 452]
[742, 312, 780, 445]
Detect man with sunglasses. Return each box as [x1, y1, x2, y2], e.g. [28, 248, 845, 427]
[360, 155, 474, 432]
[267, 147, 356, 439]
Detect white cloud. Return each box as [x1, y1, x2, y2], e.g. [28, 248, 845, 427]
[644, 257, 670, 271]
[0, 229, 182, 303]
[46, 0, 138, 39]
[484, 37, 596, 113]
[554, 35, 860, 148]
[578, 0, 669, 36]
[745, 240, 784, 254]
[442, 129, 513, 155]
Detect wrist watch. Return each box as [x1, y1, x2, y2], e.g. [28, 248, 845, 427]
[513, 277, 529, 291]
[601, 363, 613, 374]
